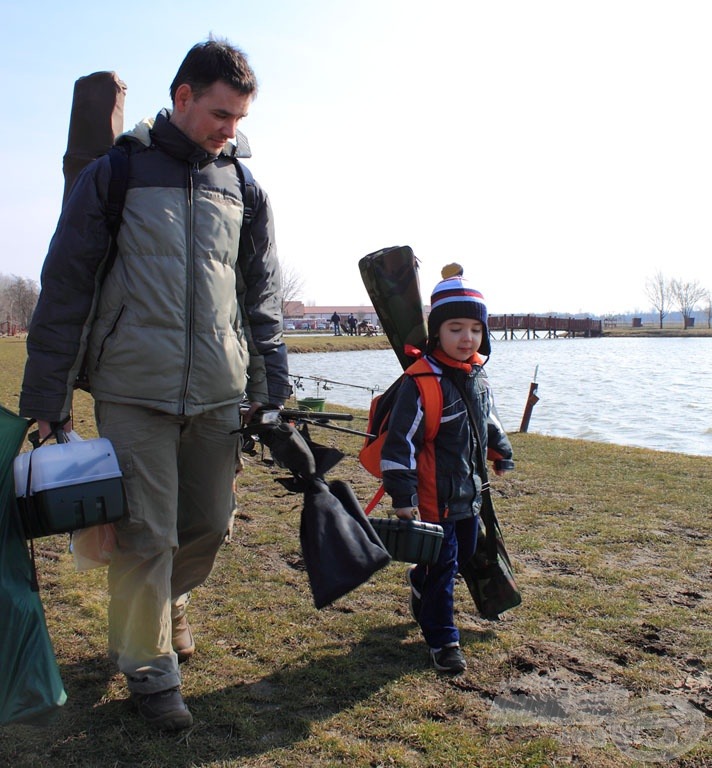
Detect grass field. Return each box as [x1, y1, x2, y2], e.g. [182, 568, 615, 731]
[0, 336, 710, 767]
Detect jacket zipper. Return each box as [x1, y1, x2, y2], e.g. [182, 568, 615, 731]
[180, 163, 198, 414]
[465, 372, 479, 504]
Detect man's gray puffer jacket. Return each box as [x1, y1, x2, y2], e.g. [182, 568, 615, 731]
[20, 110, 291, 422]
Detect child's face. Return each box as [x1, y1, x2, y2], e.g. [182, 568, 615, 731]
[438, 318, 484, 361]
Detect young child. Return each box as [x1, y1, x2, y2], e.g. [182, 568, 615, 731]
[381, 264, 514, 673]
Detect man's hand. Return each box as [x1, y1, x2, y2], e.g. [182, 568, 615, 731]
[36, 418, 73, 440]
[241, 402, 266, 424]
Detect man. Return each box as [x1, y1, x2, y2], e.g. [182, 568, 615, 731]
[20, 39, 291, 731]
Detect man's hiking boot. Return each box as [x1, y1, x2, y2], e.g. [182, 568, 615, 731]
[131, 687, 193, 731]
[430, 643, 467, 674]
[172, 608, 195, 664]
[405, 565, 422, 622]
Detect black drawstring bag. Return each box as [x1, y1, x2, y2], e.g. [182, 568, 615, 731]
[300, 478, 390, 609]
[247, 414, 390, 609]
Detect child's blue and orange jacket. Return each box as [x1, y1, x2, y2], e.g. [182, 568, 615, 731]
[380, 349, 514, 524]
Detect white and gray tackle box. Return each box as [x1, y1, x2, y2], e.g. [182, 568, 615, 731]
[14, 437, 125, 538]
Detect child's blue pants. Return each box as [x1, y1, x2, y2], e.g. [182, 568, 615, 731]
[410, 514, 479, 649]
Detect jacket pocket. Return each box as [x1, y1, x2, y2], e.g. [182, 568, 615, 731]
[94, 304, 126, 371]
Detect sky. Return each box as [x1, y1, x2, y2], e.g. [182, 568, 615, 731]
[1, 0, 711, 316]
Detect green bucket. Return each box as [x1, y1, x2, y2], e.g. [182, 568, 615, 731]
[296, 397, 326, 412]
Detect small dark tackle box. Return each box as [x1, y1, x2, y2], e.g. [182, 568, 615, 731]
[370, 517, 444, 564]
[14, 438, 125, 539]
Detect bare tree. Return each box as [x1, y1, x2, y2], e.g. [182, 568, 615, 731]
[0, 274, 39, 332]
[279, 261, 304, 315]
[702, 291, 712, 329]
[644, 271, 671, 329]
[670, 278, 706, 329]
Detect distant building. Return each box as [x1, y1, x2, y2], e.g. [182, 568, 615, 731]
[283, 302, 440, 330]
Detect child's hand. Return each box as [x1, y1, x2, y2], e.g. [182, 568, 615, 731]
[394, 507, 419, 520]
[493, 458, 515, 476]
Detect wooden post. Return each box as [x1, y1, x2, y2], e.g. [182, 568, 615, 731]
[519, 366, 540, 433]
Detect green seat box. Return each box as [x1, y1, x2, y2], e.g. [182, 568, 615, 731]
[370, 518, 443, 564]
[14, 438, 125, 539]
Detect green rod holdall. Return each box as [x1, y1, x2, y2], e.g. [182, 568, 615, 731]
[359, 245, 428, 370]
[0, 406, 67, 725]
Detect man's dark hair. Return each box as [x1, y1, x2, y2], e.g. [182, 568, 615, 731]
[170, 38, 258, 102]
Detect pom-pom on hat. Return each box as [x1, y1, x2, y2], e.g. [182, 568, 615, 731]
[427, 263, 491, 356]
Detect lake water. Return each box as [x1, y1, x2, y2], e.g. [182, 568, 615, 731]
[287, 337, 712, 457]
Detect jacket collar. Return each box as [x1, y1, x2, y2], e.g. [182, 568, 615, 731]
[149, 109, 219, 166]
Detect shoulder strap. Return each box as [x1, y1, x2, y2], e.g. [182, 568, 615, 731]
[363, 359, 442, 516]
[97, 145, 130, 283]
[106, 146, 129, 237]
[235, 159, 257, 227]
[406, 358, 442, 442]
[447, 372, 500, 564]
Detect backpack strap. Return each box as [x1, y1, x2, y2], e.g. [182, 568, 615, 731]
[100, 145, 130, 281]
[233, 159, 258, 262]
[364, 358, 442, 515]
[407, 358, 442, 444]
[235, 160, 257, 227]
[106, 146, 129, 236]
[364, 485, 386, 516]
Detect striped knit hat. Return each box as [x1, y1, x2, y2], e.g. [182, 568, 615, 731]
[428, 263, 491, 355]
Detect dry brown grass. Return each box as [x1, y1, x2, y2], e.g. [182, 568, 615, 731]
[1, 337, 710, 767]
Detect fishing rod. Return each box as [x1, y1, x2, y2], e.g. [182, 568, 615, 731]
[290, 374, 382, 399]
[240, 405, 374, 438]
[281, 408, 373, 438]
[280, 408, 354, 421]
[291, 419, 373, 438]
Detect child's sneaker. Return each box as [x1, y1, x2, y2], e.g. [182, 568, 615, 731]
[430, 643, 467, 674]
[405, 565, 422, 621]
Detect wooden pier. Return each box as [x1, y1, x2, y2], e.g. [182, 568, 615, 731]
[488, 315, 602, 340]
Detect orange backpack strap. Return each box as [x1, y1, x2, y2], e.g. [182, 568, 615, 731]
[407, 358, 442, 444]
[364, 358, 442, 515]
[408, 358, 442, 520]
[364, 485, 386, 516]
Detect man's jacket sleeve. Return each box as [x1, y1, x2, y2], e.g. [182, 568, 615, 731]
[236, 181, 292, 406]
[20, 157, 113, 422]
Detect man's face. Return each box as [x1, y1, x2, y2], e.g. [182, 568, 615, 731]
[171, 80, 252, 155]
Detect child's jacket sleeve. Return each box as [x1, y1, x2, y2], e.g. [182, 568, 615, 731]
[486, 392, 515, 472]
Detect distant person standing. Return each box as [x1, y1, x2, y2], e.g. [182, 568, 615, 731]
[348, 313, 358, 335]
[20, 38, 291, 730]
[330, 310, 342, 335]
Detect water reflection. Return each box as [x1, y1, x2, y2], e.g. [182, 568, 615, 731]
[287, 337, 712, 457]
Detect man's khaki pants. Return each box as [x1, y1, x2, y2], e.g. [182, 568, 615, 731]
[95, 401, 240, 695]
